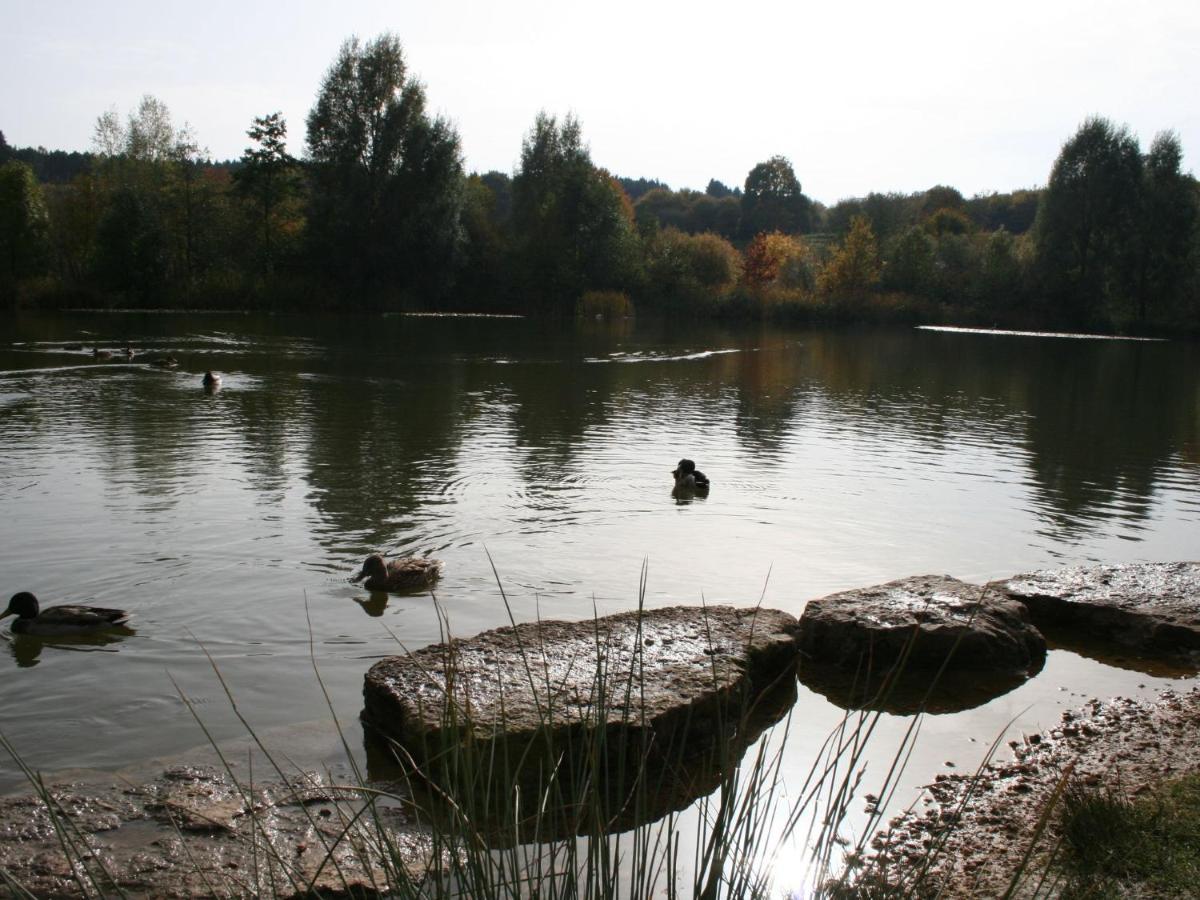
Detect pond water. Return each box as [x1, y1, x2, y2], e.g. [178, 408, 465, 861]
[1, 312, 1198, 882]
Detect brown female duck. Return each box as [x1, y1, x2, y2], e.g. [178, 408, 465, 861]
[352, 554, 443, 592]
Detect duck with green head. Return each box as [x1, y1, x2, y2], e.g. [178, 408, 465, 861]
[1, 592, 132, 636]
[353, 555, 443, 592]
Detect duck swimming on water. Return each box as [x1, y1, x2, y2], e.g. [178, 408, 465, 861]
[353, 555, 443, 592]
[1, 592, 132, 636]
[671, 458, 710, 494]
[202, 371, 221, 391]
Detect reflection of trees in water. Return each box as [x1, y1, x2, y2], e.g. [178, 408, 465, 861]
[217, 381, 306, 504]
[711, 329, 810, 459]
[299, 366, 468, 553]
[1016, 341, 1192, 534]
[9, 314, 1196, 545]
[793, 331, 1199, 534]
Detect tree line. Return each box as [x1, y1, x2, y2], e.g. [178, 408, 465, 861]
[1, 32, 1197, 333]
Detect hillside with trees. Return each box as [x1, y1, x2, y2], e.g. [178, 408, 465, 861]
[1, 34, 1198, 334]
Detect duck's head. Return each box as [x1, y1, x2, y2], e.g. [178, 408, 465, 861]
[353, 555, 388, 582]
[2, 592, 39, 620]
[672, 458, 696, 479]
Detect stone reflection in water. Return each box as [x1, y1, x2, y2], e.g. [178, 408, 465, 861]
[365, 675, 798, 845]
[799, 657, 1039, 716]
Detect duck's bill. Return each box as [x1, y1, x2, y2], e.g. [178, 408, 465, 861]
[351, 571, 368, 582]
[0, 610, 11, 620]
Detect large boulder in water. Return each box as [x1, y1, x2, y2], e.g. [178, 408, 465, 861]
[362, 605, 800, 835]
[798, 575, 1046, 678]
[1004, 562, 1200, 666]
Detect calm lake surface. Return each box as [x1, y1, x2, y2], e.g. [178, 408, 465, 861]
[1, 312, 1198, 875]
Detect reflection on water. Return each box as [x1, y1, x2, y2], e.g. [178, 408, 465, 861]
[4, 630, 133, 669]
[0, 312, 1197, 799]
[798, 657, 1042, 716]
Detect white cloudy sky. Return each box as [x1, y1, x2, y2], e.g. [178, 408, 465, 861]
[3, 0, 1197, 203]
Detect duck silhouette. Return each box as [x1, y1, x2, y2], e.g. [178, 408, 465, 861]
[671, 458, 710, 495]
[1, 592, 132, 636]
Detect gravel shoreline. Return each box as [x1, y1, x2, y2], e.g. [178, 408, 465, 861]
[856, 687, 1200, 896]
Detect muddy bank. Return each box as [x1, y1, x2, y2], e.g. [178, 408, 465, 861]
[0, 766, 434, 898]
[853, 687, 1200, 897]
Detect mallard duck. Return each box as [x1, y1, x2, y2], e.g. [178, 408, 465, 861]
[123, 346, 136, 360]
[352, 554, 443, 592]
[1, 592, 132, 636]
[202, 371, 221, 390]
[149, 355, 179, 369]
[671, 458, 710, 493]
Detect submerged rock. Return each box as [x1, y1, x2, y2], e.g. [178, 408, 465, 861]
[1004, 561, 1200, 666]
[0, 767, 436, 897]
[362, 605, 800, 835]
[798, 575, 1046, 678]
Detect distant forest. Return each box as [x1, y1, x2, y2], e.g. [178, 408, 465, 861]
[1, 32, 1197, 334]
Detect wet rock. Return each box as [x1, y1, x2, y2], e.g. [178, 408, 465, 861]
[362, 605, 800, 832]
[798, 575, 1046, 679]
[1004, 562, 1200, 665]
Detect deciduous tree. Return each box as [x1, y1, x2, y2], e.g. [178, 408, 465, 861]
[819, 215, 881, 301]
[740, 155, 812, 236]
[236, 112, 301, 275]
[305, 33, 465, 298]
[0, 161, 51, 284]
[1034, 116, 1141, 324]
[511, 112, 642, 307]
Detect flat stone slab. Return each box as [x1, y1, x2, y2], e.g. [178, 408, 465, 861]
[362, 606, 800, 802]
[1004, 562, 1200, 663]
[0, 766, 435, 897]
[798, 575, 1046, 675]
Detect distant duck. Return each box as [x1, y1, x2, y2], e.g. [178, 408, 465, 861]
[123, 346, 135, 360]
[671, 458, 710, 494]
[149, 355, 179, 369]
[92, 348, 113, 361]
[353, 554, 443, 593]
[1, 592, 132, 637]
[202, 371, 221, 391]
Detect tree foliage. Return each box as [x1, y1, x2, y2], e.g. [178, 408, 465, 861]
[1034, 116, 1142, 324]
[741, 155, 812, 236]
[235, 113, 300, 275]
[305, 33, 465, 298]
[0, 161, 51, 283]
[511, 112, 642, 307]
[819, 216, 881, 301]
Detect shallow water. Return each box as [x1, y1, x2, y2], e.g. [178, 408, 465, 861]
[0, 312, 1197, 878]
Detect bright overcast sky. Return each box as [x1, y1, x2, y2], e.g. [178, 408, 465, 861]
[3, 0, 1198, 203]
